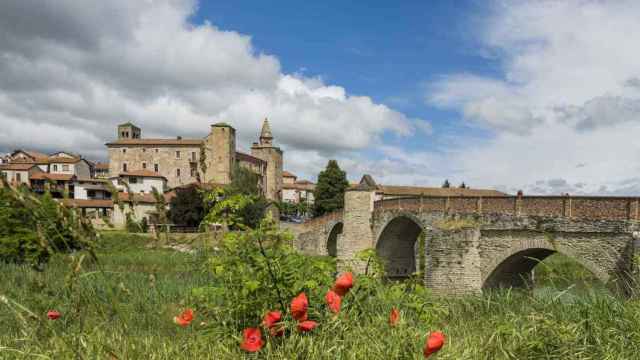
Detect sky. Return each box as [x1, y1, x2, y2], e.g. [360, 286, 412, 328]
[1, 0, 640, 195]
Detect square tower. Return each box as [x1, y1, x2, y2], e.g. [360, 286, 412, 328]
[204, 122, 236, 184]
[117, 122, 141, 139]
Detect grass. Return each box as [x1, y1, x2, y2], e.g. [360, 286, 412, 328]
[2, 233, 640, 359]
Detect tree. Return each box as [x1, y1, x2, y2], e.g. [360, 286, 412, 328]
[313, 160, 349, 217]
[442, 179, 451, 188]
[227, 164, 262, 196]
[169, 186, 205, 227]
[459, 182, 467, 189]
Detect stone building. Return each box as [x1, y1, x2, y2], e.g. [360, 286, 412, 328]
[106, 119, 283, 201]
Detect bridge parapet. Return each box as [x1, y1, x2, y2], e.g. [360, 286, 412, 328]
[374, 195, 640, 221]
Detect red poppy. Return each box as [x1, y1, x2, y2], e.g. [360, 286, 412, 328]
[332, 272, 354, 297]
[290, 293, 308, 321]
[389, 307, 400, 327]
[173, 308, 194, 327]
[297, 320, 318, 333]
[240, 327, 263, 353]
[325, 289, 341, 314]
[47, 310, 61, 320]
[423, 331, 445, 358]
[262, 311, 284, 337]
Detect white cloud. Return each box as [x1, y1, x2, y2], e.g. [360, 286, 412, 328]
[425, 0, 640, 194]
[0, 0, 423, 179]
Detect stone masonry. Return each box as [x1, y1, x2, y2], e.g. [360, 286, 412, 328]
[293, 176, 640, 295]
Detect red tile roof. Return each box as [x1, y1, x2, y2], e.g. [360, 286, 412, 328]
[116, 192, 159, 204]
[0, 163, 40, 171]
[236, 151, 266, 165]
[48, 156, 82, 164]
[283, 171, 297, 178]
[94, 162, 109, 170]
[106, 138, 204, 146]
[119, 171, 167, 179]
[61, 199, 114, 208]
[30, 173, 75, 181]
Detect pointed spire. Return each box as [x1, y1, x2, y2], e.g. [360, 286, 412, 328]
[260, 118, 273, 140]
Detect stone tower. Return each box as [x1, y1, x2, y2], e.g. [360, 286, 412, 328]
[117, 122, 141, 139]
[251, 118, 283, 201]
[204, 123, 236, 185]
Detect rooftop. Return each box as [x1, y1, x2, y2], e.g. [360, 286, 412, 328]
[119, 170, 168, 179]
[106, 138, 204, 146]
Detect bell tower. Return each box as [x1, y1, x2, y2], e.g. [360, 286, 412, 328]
[251, 118, 282, 201]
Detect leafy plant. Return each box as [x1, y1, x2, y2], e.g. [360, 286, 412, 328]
[313, 160, 349, 217]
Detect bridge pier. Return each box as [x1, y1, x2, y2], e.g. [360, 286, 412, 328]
[425, 228, 483, 296]
[337, 186, 376, 273]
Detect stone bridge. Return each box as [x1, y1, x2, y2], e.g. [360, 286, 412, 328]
[292, 181, 640, 295]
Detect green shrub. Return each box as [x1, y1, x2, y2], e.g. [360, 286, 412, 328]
[194, 217, 335, 327]
[0, 185, 95, 269]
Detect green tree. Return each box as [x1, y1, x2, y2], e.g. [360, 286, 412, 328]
[442, 179, 451, 188]
[227, 164, 261, 196]
[313, 160, 349, 217]
[169, 186, 205, 227]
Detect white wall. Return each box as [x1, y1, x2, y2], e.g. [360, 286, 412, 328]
[111, 203, 156, 229]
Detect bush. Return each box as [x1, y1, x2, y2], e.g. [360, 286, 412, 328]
[194, 217, 335, 327]
[0, 185, 95, 269]
[168, 186, 205, 227]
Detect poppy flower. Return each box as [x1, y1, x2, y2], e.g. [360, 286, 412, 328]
[47, 310, 61, 320]
[389, 307, 400, 327]
[290, 293, 308, 321]
[262, 311, 284, 337]
[240, 327, 263, 353]
[173, 308, 194, 327]
[297, 320, 318, 333]
[332, 272, 354, 297]
[325, 289, 341, 314]
[423, 331, 445, 358]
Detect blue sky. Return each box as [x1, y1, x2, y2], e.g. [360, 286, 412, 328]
[2, 0, 640, 194]
[196, 0, 497, 152]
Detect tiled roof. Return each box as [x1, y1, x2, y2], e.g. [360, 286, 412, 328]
[30, 173, 75, 181]
[61, 199, 114, 208]
[0, 163, 39, 171]
[295, 179, 314, 185]
[106, 138, 204, 146]
[94, 162, 109, 170]
[116, 192, 159, 204]
[236, 152, 266, 165]
[48, 156, 82, 164]
[283, 171, 297, 178]
[378, 185, 507, 197]
[119, 171, 167, 179]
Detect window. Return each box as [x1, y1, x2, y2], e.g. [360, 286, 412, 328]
[122, 148, 126, 154]
[123, 163, 127, 172]
[191, 152, 196, 161]
[154, 164, 159, 172]
[176, 168, 181, 177]
[16, 173, 21, 182]
[142, 162, 147, 170]
[87, 190, 96, 198]
[176, 151, 181, 159]
[190, 167, 197, 177]
[62, 164, 69, 171]
[53, 164, 58, 172]
[129, 177, 138, 184]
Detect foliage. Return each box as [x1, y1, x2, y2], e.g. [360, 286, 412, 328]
[227, 163, 262, 196]
[0, 183, 96, 269]
[195, 217, 335, 326]
[276, 200, 310, 218]
[459, 182, 467, 189]
[442, 179, 451, 188]
[168, 186, 205, 227]
[312, 160, 349, 217]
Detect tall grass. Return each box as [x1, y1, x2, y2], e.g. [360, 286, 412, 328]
[2, 234, 640, 359]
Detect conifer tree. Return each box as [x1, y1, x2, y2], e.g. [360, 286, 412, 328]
[313, 160, 349, 217]
[442, 179, 451, 188]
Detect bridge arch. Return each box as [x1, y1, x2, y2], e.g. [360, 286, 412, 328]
[375, 213, 426, 278]
[326, 221, 343, 257]
[482, 237, 610, 290]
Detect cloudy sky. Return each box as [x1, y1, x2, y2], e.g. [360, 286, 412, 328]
[1, 0, 639, 195]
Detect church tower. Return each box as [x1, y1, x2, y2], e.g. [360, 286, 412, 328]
[251, 118, 283, 201]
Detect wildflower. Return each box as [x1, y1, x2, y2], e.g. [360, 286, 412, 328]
[263, 311, 284, 337]
[423, 331, 445, 358]
[332, 272, 354, 297]
[290, 293, 308, 321]
[240, 327, 263, 353]
[325, 289, 341, 314]
[47, 310, 61, 320]
[389, 307, 400, 327]
[297, 320, 318, 333]
[173, 308, 194, 327]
